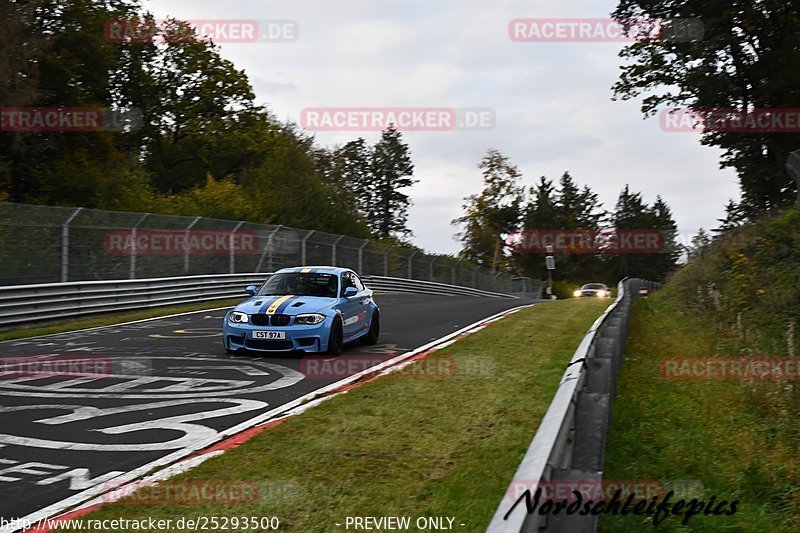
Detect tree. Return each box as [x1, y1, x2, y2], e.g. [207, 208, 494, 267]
[368, 125, 416, 239]
[320, 138, 372, 217]
[515, 173, 605, 280]
[1, 0, 144, 206]
[714, 199, 746, 234]
[555, 172, 604, 229]
[608, 186, 679, 281]
[612, 0, 800, 217]
[523, 176, 558, 229]
[454, 149, 523, 270]
[122, 18, 266, 193]
[688, 228, 711, 259]
[0, 1, 377, 241]
[649, 195, 681, 276]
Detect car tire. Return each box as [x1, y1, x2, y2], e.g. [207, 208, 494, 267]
[327, 317, 344, 355]
[360, 311, 380, 345]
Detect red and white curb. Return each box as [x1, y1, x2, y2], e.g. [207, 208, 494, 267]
[20, 304, 532, 532]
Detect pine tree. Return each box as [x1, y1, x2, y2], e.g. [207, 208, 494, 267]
[369, 125, 416, 239]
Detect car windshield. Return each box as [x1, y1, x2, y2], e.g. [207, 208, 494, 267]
[257, 272, 339, 298]
[582, 284, 605, 290]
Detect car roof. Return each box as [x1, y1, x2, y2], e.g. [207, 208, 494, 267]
[274, 266, 351, 275]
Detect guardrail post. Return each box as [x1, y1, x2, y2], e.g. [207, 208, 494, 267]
[331, 235, 344, 266]
[130, 213, 149, 280]
[383, 248, 390, 277]
[451, 265, 456, 286]
[472, 266, 479, 288]
[60, 207, 82, 282]
[183, 216, 201, 275]
[358, 241, 368, 274]
[429, 258, 436, 281]
[229, 221, 245, 274]
[301, 230, 314, 266]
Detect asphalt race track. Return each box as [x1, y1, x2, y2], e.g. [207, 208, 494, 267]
[0, 293, 532, 524]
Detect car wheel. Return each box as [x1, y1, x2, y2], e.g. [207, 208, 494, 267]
[327, 317, 344, 355]
[361, 311, 380, 345]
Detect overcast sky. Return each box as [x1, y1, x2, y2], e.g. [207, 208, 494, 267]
[147, 0, 740, 254]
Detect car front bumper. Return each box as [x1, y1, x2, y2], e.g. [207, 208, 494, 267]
[223, 315, 333, 353]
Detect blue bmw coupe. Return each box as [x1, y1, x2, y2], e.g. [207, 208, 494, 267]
[223, 266, 380, 354]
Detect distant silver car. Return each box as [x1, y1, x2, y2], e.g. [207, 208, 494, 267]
[574, 283, 611, 298]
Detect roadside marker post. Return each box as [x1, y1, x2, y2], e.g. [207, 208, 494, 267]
[545, 245, 555, 300]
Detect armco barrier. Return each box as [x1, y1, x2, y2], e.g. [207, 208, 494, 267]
[0, 273, 520, 328]
[487, 278, 660, 533]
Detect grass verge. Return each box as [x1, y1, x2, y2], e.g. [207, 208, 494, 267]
[53, 299, 609, 533]
[0, 299, 241, 342]
[599, 294, 798, 532]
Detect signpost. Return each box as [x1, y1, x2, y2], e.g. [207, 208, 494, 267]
[545, 244, 555, 300]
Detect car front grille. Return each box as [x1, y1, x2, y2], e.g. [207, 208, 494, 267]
[245, 339, 294, 351]
[250, 314, 291, 326]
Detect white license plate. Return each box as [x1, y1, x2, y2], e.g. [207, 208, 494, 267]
[253, 331, 285, 340]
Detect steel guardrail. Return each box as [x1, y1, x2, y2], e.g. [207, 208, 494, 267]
[487, 278, 660, 533]
[0, 273, 519, 328]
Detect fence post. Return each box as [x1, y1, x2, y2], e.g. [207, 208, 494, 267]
[130, 213, 149, 280]
[407, 251, 417, 280]
[301, 230, 314, 266]
[255, 225, 283, 273]
[383, 248, 389, 277]
[451, 265, 456, 286]
[358, 241, 368, 274]
[183, 216, 201, 275]
[229, 221, 245, 274]
[472, 266, 479, 288]
[61, 207, 82, 283]
[331, 235, 344, 266]
[429, 258, 436, 281]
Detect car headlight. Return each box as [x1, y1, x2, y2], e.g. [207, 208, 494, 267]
[229, 311, 249, 323]
[295, 313, 326, 325]
[573, 290, 581, 297]
[597, 290, 606, 298]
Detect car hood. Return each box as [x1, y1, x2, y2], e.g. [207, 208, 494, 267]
[234, 295, 335, 315]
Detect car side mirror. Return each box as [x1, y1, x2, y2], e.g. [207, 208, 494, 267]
[245, 285, 257, 296]
[343, 287, 358, 297]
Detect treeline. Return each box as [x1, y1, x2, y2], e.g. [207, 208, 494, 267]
[0, 0, 416, 242]
[454, 150, 681, 283]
